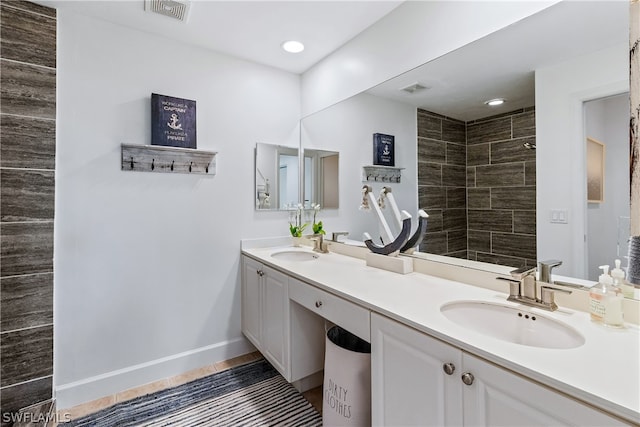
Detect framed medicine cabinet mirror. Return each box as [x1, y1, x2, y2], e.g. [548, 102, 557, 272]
[255, 142, 299, 211]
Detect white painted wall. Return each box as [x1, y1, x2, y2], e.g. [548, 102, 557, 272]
[536, 44, 628, 279]
[55, 11, 300, 408]
[301, 92, 417, 242]
[585, 94, 630, 280]
[301, 0, 558, 116]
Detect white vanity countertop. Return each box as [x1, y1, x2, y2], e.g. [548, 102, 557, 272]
[242, 245, 640, 424]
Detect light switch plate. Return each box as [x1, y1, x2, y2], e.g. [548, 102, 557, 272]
[550, 209, 569, 224]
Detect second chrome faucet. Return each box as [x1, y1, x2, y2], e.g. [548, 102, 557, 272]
[308, 233, 329, 253]
[496, 265, 571, 311]
[539, 259, 563, 283]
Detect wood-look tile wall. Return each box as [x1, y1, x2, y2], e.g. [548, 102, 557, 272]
[417, 109, 468, 259]
[466, 108, 536, 268]
[0, 1, 56, 420]
[631, 1, 639, 237]
[417, 107, 537, 268]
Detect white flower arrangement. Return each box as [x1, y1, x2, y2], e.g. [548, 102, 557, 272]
[311, 203, 325, 235]
[288, 204, 308, 237]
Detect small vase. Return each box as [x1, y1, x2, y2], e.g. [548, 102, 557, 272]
[291, 236, 303, 247]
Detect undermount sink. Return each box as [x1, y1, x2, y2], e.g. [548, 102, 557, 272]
[271, 250, 319, 262]
[440, 301, 585, 350]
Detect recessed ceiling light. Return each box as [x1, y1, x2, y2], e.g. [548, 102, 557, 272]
[282, 40, 305, 54]
[484, 98, 505, 106]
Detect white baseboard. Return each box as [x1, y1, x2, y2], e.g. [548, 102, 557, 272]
[55, 337, 255, 410]
[291, 370, 323, 393]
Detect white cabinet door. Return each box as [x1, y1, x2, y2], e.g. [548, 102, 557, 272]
[371, 313, 463, 427]
[241, 256, 262, 348]
[262, 266, 290, 379]
[462, 353, 628, 427]
[241, 256, 292, 380]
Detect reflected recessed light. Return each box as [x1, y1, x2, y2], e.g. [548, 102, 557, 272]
[484, 98, 505, 106]
[282, 40, 305, 53]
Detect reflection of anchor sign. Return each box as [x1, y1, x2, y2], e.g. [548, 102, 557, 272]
[382, 144, 390, 155]
[167, 113, 183, 130]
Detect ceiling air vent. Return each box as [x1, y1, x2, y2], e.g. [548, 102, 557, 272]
[144, 0, 191, 22]
[399, 83, 429, 94]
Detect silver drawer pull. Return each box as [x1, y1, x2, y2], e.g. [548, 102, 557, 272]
[461, 372, 475, 386]
[442, 363, 455, 375]
[315, 300, 323, 308]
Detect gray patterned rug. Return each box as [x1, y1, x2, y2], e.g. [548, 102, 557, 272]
[63, 359, 322, 426]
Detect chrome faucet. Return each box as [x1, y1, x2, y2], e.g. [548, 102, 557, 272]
[308, 234, 329, 253]
[536, 258, 593, 290]
[496, 266, 571, 312]
[539, 259, 562, 283]
[331, 231, 349, 242]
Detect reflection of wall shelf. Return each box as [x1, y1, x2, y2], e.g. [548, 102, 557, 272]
[121, 144, 217, 175]
[362, 165, 404, 183]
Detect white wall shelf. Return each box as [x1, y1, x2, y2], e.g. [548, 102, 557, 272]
[121, 144, 217, 175]
[362, 165, 404, 183]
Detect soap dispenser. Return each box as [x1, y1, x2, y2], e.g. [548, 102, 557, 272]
[589, 265, 624, 327]
[612, 259, 634, 299]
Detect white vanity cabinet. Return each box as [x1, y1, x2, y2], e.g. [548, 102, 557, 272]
[241, 256, 290, 378]
[241, 255, 327, 387]
[371, 313, 628, 427]
[371, 312, 463, 426]
[289, 276, 370, 342]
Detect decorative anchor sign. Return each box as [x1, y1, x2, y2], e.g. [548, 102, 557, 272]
[151, 93, 197, 149]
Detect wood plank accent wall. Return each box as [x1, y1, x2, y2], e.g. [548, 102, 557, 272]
[0, 1, 56, 421]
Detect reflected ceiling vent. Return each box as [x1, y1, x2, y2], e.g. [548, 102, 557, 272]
[144, 0, 191, 22]
[399, 83, 429, 94]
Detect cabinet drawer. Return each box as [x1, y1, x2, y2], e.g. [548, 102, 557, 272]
[289, 277, 370, 342]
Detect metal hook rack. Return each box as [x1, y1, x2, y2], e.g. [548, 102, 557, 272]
[362, 165, 403, 183]
[121, 144, 217, 175]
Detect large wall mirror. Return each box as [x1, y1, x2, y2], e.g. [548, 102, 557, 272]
[300, 2, 635, 297]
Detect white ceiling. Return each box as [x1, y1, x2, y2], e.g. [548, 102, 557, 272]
[367, 1, 629, 122]
[38, 0, 402, 74]
[35, 0, 629, 121]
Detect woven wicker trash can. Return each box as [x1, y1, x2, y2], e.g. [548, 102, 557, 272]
[322, 325, 371, 426]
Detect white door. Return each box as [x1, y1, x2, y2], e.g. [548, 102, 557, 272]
[462, 352, 627, 426]
[262, 266, 290, 378]
[371, 313, 463, 426]
[241, 256, 262, 348]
